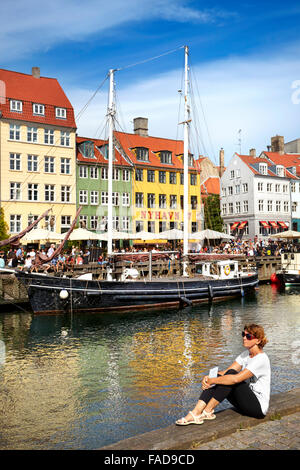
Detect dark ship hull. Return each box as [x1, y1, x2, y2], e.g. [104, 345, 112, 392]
[15, 270, 259, 315]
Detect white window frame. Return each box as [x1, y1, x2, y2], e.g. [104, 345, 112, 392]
[122, 192, 130, 207]
[259, 163, 268, 175]
[44, 156, 55, 173]
[27, 155, 38, 172]
[90, 167, 98, 179]
[56, 107, 67, 119]
[9, 124, 20, 140]
[44, 128, 54, 145]
[27, 126, 38, 143]
[61, 185, 71, 202]
[45, 184, 55, 202]
[61, 157, 71, 175]
[79, 166, 88, 178]
[10, 182, 21, 200]
[10, 214, 21, 233]
[90, 190, 99, 205]
[28, 183, 39, 201]
[60, 131, 70, 146]
[122, 169, 130, 181]
[101, 191, 108, 205]
[33, 103, 45, 115]
[9, 153, 21, 171]
[10, 100, 22, 113]
[79, 190, 88, 205]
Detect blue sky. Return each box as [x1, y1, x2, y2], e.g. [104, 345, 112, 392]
[1, 0, 300, 165]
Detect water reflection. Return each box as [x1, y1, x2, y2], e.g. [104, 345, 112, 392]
[0, 285, 299, 449]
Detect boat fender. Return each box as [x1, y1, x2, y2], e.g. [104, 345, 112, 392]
[208, 284, 213, 299]
[224, 265, 230, 276]
[59, 289, 69, 300]
[179, 296, 193, 308]
[240, 287, 245, 297]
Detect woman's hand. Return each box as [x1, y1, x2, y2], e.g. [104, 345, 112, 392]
[201, 375, 212, 390]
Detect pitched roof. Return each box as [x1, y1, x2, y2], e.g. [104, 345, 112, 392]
[236, 153, 298, 179]
[0, 68, 76, 128]
[262, 151, 300, 176]
[114, 130, 197, 171]
[76, 136, 132, 167]
[201, 177, 220, 195]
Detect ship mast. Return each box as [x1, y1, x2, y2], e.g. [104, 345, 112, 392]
[183, 45, 190, 274]
[107, 68, 116, 256]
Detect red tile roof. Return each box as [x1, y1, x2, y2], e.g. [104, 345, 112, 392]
[76, 136, 132, 167]
[262, 151, 300, 176]
[201, 177, 220, 195]
[114, 130, 197, 171]
[236, 153, 298, 179]
[0, 68, 76, 128]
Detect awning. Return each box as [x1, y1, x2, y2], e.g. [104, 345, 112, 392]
[231, 222, 240, 230]
[260, 221, 270, 228]
[278, 221, 288, 228]
[238, 221, 248, 229]
[269, 221, 278, 228]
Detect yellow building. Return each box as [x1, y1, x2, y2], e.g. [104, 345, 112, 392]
[0, 67, 77, 235]
[115, 118, 201, 239]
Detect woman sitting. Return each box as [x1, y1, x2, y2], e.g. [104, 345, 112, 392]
[176, 324, 270, 425]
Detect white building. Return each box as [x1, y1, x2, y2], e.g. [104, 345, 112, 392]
[220, 149, 298, 240]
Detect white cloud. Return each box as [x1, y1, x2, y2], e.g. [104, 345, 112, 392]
[0, 0, 232, 61]
[70, 47, 300, 165]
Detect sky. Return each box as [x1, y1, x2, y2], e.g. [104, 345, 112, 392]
[1, 0, 300, 166]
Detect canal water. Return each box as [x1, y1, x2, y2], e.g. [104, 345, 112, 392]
[0, 284, 299, 450]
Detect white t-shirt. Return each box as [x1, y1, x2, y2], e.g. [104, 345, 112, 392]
[235, 350, 271, 415]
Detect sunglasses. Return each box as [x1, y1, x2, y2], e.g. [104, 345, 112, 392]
[242, 331, 256, 340]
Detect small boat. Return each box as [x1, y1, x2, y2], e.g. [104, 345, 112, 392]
[274, 252, 300, 287]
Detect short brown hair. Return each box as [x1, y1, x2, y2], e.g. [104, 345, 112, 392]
[244, 324, 268, 349]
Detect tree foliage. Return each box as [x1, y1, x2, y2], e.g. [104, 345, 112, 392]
[0, 207, 10, 242]
[204, 194, 223, 232]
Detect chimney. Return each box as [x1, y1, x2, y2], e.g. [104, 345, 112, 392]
[271, 135, 284, 154]
[219, 148, 224, 177]
[249, 148, 256, 157]
[32, 67, 40, 79]
[133, 117, 148, 137]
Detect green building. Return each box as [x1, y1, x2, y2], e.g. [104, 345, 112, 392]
[76, 136, 134, 245]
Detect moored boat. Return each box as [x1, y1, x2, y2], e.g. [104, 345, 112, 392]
[274, 252, 300, 287]
[13, 256, 258, 314]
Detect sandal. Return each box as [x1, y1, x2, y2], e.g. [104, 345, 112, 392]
[175, 411, 204, 426]
[199, 409, 216, 420]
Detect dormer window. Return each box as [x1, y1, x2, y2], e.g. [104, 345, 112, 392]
[10, 100, 22, 113]
[33, 103, 45, 115]
[259, 163, 268, 175]
[80, 141, 94, 158]
[160, 150, 172, 164]
[136, 147, 149, 162]
[276, 165, 285, 177]
[55, 107, 66, 119]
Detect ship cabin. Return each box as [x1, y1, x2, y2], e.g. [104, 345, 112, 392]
[195, 260, 240, 280]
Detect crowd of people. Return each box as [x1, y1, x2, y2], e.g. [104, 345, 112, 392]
[0, 244, 91, 272]
[0, 237, 298, 273]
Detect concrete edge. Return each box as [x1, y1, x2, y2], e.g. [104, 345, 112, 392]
[100, 388, 300, 450]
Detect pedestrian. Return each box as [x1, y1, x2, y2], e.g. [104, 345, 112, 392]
[176, 324, 270, 425]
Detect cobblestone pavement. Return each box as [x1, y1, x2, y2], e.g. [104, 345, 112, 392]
[195, 412, 300, 450]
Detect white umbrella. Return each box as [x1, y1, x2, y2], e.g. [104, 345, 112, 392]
[22, 228, 64, 241]
[133, 231, 160, 240]
[155, 229, 184, 240]
[100, 230, 137, 240]
[69, 227, 101, 241]
[190, 229, 234, 240]
[270, 230, 300, 239]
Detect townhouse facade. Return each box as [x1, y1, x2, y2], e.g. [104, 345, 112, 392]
[114, 118, 202, 238]
[220, 150, 297, 240]
[0, 67, 77, 234]
[76, 136, 133, 234]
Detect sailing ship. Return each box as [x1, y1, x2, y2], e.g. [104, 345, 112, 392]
[8, 46, 258, 314]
